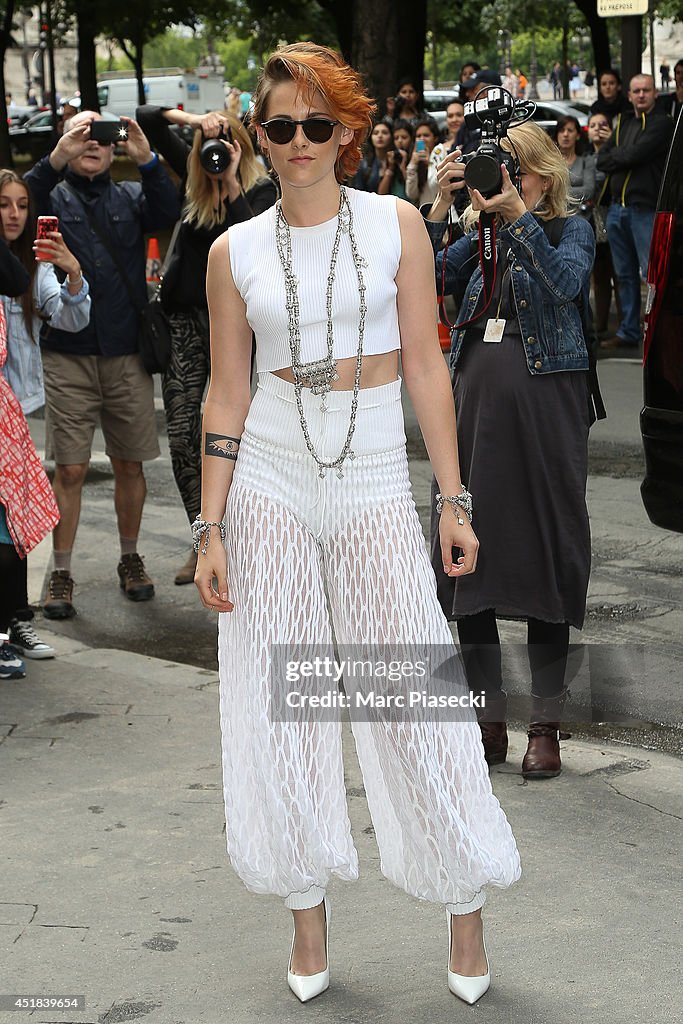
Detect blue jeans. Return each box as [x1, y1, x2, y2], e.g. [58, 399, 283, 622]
[606, 204, 655, 344]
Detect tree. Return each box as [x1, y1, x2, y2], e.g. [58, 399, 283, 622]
[0, 0, 17, 167]
[101, 3, 201, 106]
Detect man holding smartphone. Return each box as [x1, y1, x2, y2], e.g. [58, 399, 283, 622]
[24, 111, 180, 619]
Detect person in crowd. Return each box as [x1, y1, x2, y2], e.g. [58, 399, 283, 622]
[392, 77, 427, 127]
[136, 104, 277, 584]
[24, 111, 180, 618]
[554, 114, 595, 207]
[352, 119, 407, 198]
[502, 66, 518, 96]
[424, 121, 596, 779]
[392, 117, 414, 162]
[660, 61, 670, 92]
[596, 73, 674, 350]
[195, 40, 520, 1006]
[458, 61, 481, 99]
[516, 69, 528, 99]
[586, 112, 621, 338]
[443, 98, 465, 151]
[0, 169, 91, 658]
[590, 69, 631, 123]
[0, 237, 60, 679]
[226, 86, 242, 118]
[657, 58, 683, 119]
[549, 61, 562, 100]
[405, 116, 442, 206]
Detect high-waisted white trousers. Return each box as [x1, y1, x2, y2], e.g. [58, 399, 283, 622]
[218, 372, 520, 913]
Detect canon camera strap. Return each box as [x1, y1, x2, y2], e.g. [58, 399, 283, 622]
[477, 211, 497, 305]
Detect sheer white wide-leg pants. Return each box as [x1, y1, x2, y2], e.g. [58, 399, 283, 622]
[217, 373, 520, 913]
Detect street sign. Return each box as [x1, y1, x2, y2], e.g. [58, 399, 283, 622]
[598, 0, 648, 16]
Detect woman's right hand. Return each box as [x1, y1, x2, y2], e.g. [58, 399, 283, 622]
[199, 112, 231, 138]
[435, 148, 466, 204]
[194, 532, 234, 613]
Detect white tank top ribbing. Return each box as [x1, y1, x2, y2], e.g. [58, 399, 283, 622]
[228, 188, 402, 374]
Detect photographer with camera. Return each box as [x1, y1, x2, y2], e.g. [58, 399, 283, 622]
[136, 106, 277, 584]
[24, 111, 180, 618]
[423, 107, 597, 781]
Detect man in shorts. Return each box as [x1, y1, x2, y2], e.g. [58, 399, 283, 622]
[24, 111, 180, 618]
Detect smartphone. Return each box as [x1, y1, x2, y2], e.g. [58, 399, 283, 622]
[90, 119, 128, 144]
[415, 139, 427, 154]
[36, 215, 59, 239]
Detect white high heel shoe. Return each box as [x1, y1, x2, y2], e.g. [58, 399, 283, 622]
[287, 898, 330, 1003]
[446, 910, 490, 1005]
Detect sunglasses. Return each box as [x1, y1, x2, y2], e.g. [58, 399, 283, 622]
[261, 117, 340, 145]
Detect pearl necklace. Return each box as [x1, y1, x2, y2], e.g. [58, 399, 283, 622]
[275, 186, 368, 478]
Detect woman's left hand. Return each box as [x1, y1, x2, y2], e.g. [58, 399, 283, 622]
[33, 231, 80, 276]
[439, 508, 479, 576]
[469, 163, 526, 223]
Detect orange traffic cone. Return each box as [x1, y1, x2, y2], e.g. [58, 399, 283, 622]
[146, 237, 161, 285]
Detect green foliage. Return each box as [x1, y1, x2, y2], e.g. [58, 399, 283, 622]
[215, 36, 259, 90]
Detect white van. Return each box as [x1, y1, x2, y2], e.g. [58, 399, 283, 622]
[97, 70, 225, 118]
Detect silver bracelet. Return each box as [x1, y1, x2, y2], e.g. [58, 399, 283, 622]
[435, 486, 473, 525]
[192, 516, 226, 555]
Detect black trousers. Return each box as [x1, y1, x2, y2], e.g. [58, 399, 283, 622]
[456, 608, 569, 700]
[161, 309, 211, 526]
[0, 543, 30, 633]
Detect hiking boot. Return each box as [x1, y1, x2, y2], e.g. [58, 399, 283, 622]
[117, 553, 155, 601]
[9, 619, 56, 659]
[43, 569, 76, 619]
[0, 638, 26, 679]
[174, 550, 198, 586]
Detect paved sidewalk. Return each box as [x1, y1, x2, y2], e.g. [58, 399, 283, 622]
[1, 639, 680, 1024]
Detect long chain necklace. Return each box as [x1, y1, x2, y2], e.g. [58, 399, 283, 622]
[275, 186, 367, 478]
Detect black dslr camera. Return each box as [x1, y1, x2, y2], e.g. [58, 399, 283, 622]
[199, 125, 233, 174]
[460, 88, 534, 197]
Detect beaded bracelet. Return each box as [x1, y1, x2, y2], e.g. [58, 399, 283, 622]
[192, 516, 227, 555]
[435, 486, 473, 525]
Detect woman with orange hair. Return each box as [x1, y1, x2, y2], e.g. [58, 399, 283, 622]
[194, 42, 520, 1005]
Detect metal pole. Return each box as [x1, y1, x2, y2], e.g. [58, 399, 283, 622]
[529, 28, 539, 100]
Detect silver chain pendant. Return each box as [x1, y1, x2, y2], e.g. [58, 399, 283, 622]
[275, 186, 367, 477]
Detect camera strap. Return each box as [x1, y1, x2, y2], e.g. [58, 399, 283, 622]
[438, 210, 499, 332]
[477, 211, 497, 304]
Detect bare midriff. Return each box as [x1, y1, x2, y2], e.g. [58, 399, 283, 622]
[272, 351, 400, 390]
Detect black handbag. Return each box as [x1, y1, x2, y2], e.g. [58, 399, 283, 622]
[139, 221, 181, 374]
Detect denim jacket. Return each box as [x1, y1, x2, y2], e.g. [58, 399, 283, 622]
[425, 210, 595, 374]
[1, 262, 91, 413]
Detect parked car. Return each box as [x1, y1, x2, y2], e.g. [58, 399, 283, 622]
[529, 100, 589, 135]
[6, 102, 47, 128]
[8, 109, 56, 159]
[423, 89, 460, 131]
[640, 109, 683, 533]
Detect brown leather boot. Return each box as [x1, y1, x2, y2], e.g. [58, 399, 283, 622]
[174, 550, 198, 586]
[477, 691, 508, 766]
[522, 690, 568, 780]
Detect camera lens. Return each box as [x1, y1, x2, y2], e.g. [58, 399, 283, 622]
[464, 153, 502, 197]
[199, 137, 230, 174]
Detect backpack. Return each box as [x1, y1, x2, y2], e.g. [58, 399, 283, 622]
[542, 217, 606, 422]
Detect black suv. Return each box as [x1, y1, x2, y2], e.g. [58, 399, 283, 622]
[640, 109, 683, 532]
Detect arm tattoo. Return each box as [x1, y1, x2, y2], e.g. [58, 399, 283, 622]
[205, 433, 241, 460]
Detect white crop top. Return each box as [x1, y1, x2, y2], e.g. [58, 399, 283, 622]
[228, 188, 402, 373]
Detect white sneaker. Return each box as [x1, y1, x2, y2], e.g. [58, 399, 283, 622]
[9, 620, 56, 660]
[0, 638, 26, 679]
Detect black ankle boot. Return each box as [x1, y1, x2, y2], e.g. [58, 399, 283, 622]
[477, 690, 508, 766]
